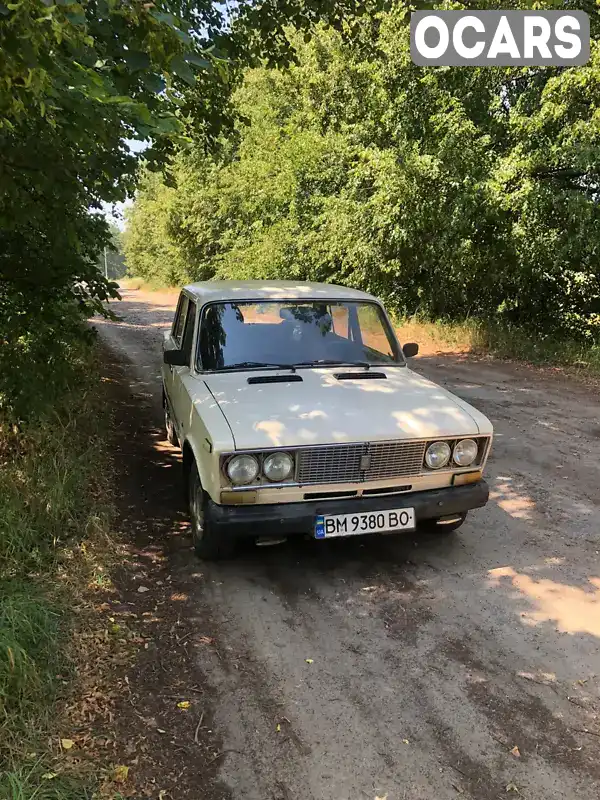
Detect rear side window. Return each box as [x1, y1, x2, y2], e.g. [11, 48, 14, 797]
[181, 301, 196, 362]
[172, 294, 189, 344]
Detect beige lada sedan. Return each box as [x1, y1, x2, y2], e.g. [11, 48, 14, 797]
[162, 280, 493, 559]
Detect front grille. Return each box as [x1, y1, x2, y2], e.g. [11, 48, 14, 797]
[297, 444, 364, 485]
[296, 441, 427, 486]
[365, 440, 426, 481]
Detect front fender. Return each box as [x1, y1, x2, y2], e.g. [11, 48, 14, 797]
[180, 377, 234, 502]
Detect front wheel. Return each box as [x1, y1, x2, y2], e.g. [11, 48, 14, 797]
[164, 405, 178, 447]
[188, 464, 233, 560]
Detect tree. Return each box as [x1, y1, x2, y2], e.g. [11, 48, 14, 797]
[124, 4, 600, 340]
[0, 0, 380, 418]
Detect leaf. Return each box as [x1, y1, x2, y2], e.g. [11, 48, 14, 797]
[61, 738, 75, 750]
[177, 700, 191, 709]
[65, 10, 86, 25]
[151, 11, 178, 27]
[185, 52, 211, 70]
[137, 585, 150, 593]
[174, 28, 192, 45]
[124, 51, 151, 73]
[276, 723, 281, 732]
[510, 745, 521, 758]
[170, 54, 195, 86]
[143, 73, 166, 94]
[114, 764, 129, 783]
[153, 116, 181, 135]
[198, 635, 215, 645]
[305, 658, 313, 664]
[506, 784, 520, 794]
[42, 773, 58, 780]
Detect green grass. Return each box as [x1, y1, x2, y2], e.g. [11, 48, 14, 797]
[0, 586, 62, 730]
[0, 341, 112, 798]
[473, 322, 600, 373]
[396, 316, 600, 376]
[1, 763, 94, 800]
[118, 275, 176, 292]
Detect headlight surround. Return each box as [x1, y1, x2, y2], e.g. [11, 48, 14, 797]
[263, 452, 294, 482]
[226, 454, 259, 485]
[453, 438, 478, 467]
[425, 440, 451, 470]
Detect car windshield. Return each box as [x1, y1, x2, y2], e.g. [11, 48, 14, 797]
[197, 300, 403, 371]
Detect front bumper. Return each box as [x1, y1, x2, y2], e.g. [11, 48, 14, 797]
[207, 481, 489, 539]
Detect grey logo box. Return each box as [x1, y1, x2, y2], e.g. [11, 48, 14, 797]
[410, 10, 590, 66]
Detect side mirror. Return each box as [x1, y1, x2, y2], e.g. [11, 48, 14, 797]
[164, 349, 189, 367]
[403, 342, 419, 358]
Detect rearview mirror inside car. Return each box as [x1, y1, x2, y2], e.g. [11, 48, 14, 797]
[164, 349, 189, 367]
[403, 342, 419, 358]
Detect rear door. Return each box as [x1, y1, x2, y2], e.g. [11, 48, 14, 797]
[163, 293, 188, 420]
[170, 299, 197, 440]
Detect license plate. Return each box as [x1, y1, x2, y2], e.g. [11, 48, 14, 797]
[314, 508, 415, 539]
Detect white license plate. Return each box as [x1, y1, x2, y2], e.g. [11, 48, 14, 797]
[315, 508, 415, 539]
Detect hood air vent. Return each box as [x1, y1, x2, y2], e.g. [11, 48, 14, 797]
[247, 374, 303, 385]
[334, 372, 387, 381]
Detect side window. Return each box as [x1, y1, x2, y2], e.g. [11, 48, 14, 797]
[357, 305, 394, 359]
[172, 294, 189, 344]
[329, 305, 350, 339]
[181, 301, 197, 363]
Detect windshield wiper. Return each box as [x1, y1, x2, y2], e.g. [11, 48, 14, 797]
[220, 361, 297, 372]
[293, 359, 373, 369]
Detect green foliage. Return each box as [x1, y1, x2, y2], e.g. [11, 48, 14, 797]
[1, 0, 374, 420]
[0, 300, 98, 423]
[0, 346, 102, 572]
[0, 0, 215, 420]
[0, 339, 109, 785]
[125, 5, 600, 342]
[0, 765, 92, 800]
[0, 585, 62, 726]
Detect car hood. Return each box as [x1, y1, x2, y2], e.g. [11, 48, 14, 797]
[203, 367, 491, 450]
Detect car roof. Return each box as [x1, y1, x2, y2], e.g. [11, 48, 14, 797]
[182, 280, 379, 304]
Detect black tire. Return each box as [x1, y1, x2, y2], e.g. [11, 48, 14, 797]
[165, 405, 178, 447]
[422, 512, 467, 534]
[188, 463, 234, 560]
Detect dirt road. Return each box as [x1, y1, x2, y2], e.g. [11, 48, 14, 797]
[96, 287, 600, 800]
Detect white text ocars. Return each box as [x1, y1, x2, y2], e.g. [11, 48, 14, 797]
[162, 281, 493, 559]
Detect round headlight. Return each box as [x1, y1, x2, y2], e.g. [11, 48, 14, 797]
[227, 454, 259, 485]
[263, 452, 294, 482]
[425, 441, 451, 469]
[453, 439, 478, 467]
